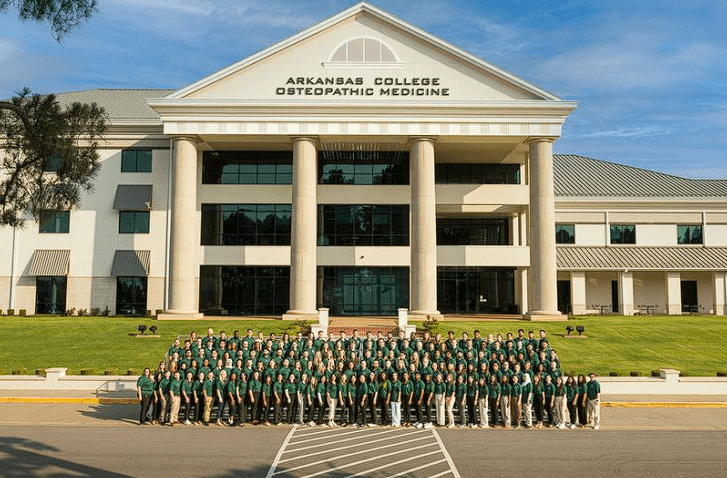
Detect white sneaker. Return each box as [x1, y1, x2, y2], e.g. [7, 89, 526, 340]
[415, 423, 423, 429]
[412, 422, 420, 427]
[367, 423, 376, 428]
[424, 423, 433, 429]
[447, 424, 455, 428]
[184, 420, 191, 425]
[480, 424, 489, 429]
[594, 425, 600, 430]
[569, 423, 576, 429]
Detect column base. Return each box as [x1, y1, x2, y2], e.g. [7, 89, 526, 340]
[282, 311, 319, 321]
[523, 311, 567, 321]
[157, 312, 204, 321]
[408, 310, 441, 321]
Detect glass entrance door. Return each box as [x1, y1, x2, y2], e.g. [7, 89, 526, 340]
[320, 267, 409, 316]
[437, 267, 515, 314]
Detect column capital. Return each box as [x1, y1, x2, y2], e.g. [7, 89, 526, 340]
[169, 135, 201, 144]
[408, 136, 437, 145]
[290, 136, 319, 147]
[525, 136, 556, 145]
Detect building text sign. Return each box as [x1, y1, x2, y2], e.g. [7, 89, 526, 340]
[275, 77, 450, 97]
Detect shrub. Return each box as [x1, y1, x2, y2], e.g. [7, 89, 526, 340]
[19, 309, 26, 316]
[422, 315, 440, 336]
[145, 310, 152, 317]
[609, 371, 619, 377]
[7, 309, 14, 316]
[64, 307, 77, 316]
[90, 308, 100, 316]
[77, 308, 88, 317]
[651, 370, 661, 377]
[155, 309, 163, 317]
[716, 372, 726, 377]
[102, 306, 110, 317]
[630, 371, 641, 377]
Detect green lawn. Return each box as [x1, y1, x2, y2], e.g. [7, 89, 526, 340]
[0, 315, 725, 376]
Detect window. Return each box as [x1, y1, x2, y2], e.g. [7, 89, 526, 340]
[677, 225, 702, 244]
[199, 266, 290, 315]
[319, 205, 409, 246]
[116, 277, 147, 316]
[435, 164, 521, 184]
[119, 211, 150, 234]
[39, 211, 70, 233]
[320, 267, 409, 316]
[121, 149, 152, 172]
[36, 276, 67, 314]
[437, 218, 510, 245]
[610, 225, 636, 244]
[201, 204, 291, 245]
[555, 224, 575, 244]
[43, 155, 62, 172]
[202, 151, 292, 184]
[331, 38, 397, 62]
[319, 151, 409, 185]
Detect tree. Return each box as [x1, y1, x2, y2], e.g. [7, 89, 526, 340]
[0, 0, 97, 42]
[0, 0, 106, 227]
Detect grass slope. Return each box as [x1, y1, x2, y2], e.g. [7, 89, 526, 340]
[0, 315, 724, 376]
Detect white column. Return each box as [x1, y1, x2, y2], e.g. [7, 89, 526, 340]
[619, 271, 634, 316]
[409, 137, 439, 316]
[713, 272, 725, 315]
[717, 272, 727, 315]
[526, 139, 561, 317]
[511, 213, 519, 246]
[570, 271, 587, 315]
[516, 267, 528, 315]
[520, 211, 528, 246]
[167, 136, 201, 316]
[666, 271, 682, 315]
[286, 137, 319, 316]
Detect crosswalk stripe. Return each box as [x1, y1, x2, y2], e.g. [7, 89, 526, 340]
[286, 428, 362, 445]
[296, 442, 436, 478]
[432, 428, 462, 478]
[375, 458, 448, 478]
[279, 430, 430, 462]
[273, 435, 434, 475]
[337, 450, 443, 478]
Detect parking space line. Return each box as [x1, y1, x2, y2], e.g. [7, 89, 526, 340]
[425, 469, 457, 478]
[379, 458, 448, 478]
[432, 428, 461, 478]
[297, 443, 435, 478]
[278, 430, 429, 462]
[338, 450, 443, 478]
[287, 428, 363, 445]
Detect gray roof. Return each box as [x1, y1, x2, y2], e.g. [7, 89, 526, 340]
[28, 250, 70, 276]
[55, 89, 174, 124]
[111, 250, 150, 276]
[554, 154, 727, 198]
[557, 246, 727, 270]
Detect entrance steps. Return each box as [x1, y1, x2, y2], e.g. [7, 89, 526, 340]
[326, 317, 400, 337]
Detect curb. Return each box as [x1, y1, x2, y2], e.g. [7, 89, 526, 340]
[603, 402, 727, 408]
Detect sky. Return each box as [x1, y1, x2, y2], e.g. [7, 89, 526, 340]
[1, 0, 726, 178]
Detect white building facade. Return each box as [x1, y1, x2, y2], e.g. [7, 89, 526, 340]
[1, 3, 725, 318]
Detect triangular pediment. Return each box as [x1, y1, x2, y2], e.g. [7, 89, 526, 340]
[167, 2, 558, 103]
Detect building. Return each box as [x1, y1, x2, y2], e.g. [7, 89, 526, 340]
[1, 3, 725, 319]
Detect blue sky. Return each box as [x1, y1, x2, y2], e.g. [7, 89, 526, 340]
[1, 0, 726, 178]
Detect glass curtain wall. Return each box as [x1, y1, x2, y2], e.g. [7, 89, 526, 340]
[199, 266, 290, 315]
[116, 277, 148, 316]
[35, 276, 67, 314]
[437, 267, 516, 314]
[320, 267, 409, 316]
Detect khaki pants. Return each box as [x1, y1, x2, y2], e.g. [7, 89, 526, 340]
[445, 395, 455, 426]
[554, 396, 564, 426]
[203, 396, 213, 423]
[170, 395, 180, 423]
[500, 395, 510, 426]
[327, 398, 337, 422]
[435, 394, 445, 425]
[523, 401, 533, 427]
[477, 398, 489, 427]
[159, 396, 168, 423]
[296, 392, 306, 424]
[511, 397, 522, 427]
[587, 399, 600, 427]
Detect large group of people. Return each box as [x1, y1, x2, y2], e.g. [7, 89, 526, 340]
[136, 327, 601, 430]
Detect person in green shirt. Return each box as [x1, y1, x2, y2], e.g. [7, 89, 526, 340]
[577, 374, 588, 427]
[355, 374, 368, 427]
[389, 371, 402, 427]
[543, 374, 556, 427]
[159, 370, 171, 425]
[565, 375, 578, 429]
[412, 371, 425, 427]
[337, 375, 349, 426]
[348, 374, 358, 426]
[465, 374, 478, 427]
[307, 375, 320, 425]
[236, 373, 248, 426]
[225, 372, 238, 426]
[326, 374, 339, 426]
[202, 371, 214, 425]
[444, 373, 456, 428]
[554, 375, 567, 429]
[181, 371, 194, 425]
[248, 370, 262, 425]
[487, 374, 500, 428]
[367, 371, 378, 427]
[284, 373, 298, 424]
[316, 375, 328, 425]
[401, 372, 414, 426]
[168, 370, 182, 426]
[214, 370, 228, 426]
[136, 368, 154, 425]
[510, 374, 522, 428]
[586, 372, 601, 429]
[272, 374, 284, 425]
[499, 375, 511, 428]
[261, 374, 273, 426]
[376, 372, 390, 426]
[476, 376, 489, 428]
[521, 373, 533, 428]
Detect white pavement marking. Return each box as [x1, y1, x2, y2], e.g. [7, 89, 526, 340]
[265, 424, 298, 478]
[268, 425, 461, 478]
[279, 430, 428, 462]
[432, 428, 462, 478]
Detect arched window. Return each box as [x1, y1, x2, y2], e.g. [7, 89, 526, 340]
[331, 38, 397, 62]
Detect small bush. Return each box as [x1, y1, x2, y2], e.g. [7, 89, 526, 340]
[64, 307, 77, 317]
[651, 370, 661, 377]
[102, 306, 110, 317]
[609, 371, 619, 377]
[35, 369, 45, 376]
[127, 369, 137, 376]
[155, 309, 163, 317]
[80, 369, 91, 375]
[630, 371, 641, 377]
[19, 309, 26, 316]
[77, 309, 88, 317]
[90, 308, 100, 316]
[7, 309, 14, 316]
[716, 372, 726, 377]
[145, 310, 152, 317]
[422, 315, 441, 336]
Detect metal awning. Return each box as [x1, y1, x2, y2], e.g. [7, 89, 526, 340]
[28, 250, 70, 276]
[557, 246, 727, 271]
[113, 185, 153, 210]
[111, 250, 150, 276]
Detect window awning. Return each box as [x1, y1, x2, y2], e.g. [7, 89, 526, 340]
[113, 185, 153, 210]
[28, 250, 70, 276]
[557, 247, 727, 270]
[111, 250, 150, 276]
